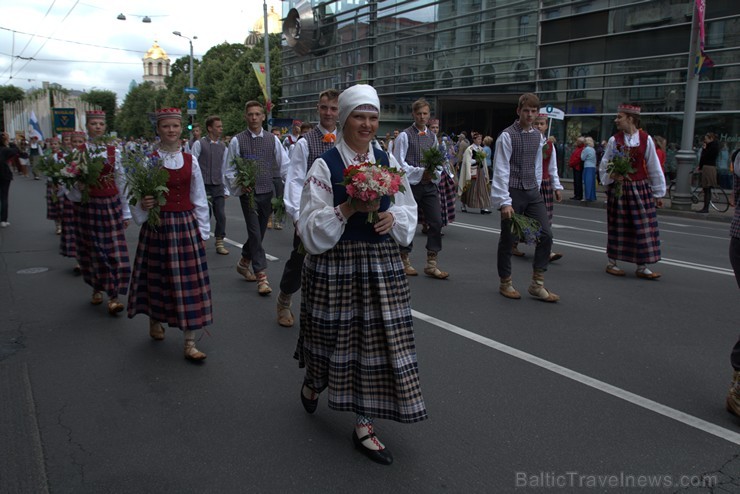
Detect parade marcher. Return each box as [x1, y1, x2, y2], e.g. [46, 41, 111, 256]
[184, 123, 202, 153]
[459, 132, 492, 214]
[393, 98, 448, 279]
[224, 101, 289, 295]
[727, 152, 740, 418]
[277, 88, 339, 327]
[127, 108, 212, 362]
[598, 104, 666, 279]
[697, 132, 719, 213]
[70, 110, 131, 314]
[282, 120, 302, 150]
[512, 114, 564, 261]
[59, 132, 86, 274]
[191, 115, 229, 255]
[29, 135, 42, 180]
[61, 131, 73, 153]
[492, 93, 559, 302]
[45, 138, 64, 234]
[430, 119, 456, 232]
[0, 132, 19, 228]
[294, 84, 426, 466]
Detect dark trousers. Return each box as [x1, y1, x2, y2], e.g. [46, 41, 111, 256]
[279, 231, 305, 295]
[731, 236, 740, 370]
[204, 183, 226, 238]
[572, 168, 583, 200]
[238, 191, 273, 273]
[400, 182, 443, 254]
[0, 179, 9, 222]
[497, 188, 553, 279]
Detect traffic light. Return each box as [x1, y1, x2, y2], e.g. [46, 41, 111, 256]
[187, 116, 193, 131]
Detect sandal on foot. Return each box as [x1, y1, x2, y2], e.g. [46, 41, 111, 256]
[107, 299, 124, 315]
[528, 282, 560, 303]
[277, 305, 294, 327]
[91, 291, 103, 305]
[149, 320, 165, 341]
[236, 259, 257, 281]
[605, 264, 625, 276]
[499, 279, 521, 299]
[636, 269, 661, 280]
[184, 339, 207, 361]
[352, 430, 393, 465]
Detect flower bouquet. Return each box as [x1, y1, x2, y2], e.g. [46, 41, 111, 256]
[231, 156, 258, 209]
[510, 213, 542, 245]
[59, 148, 108, 204]
[37, 154, 66, 202]
[271, 195, 286, 224]
[606, 145, 635, 198]
[473, 150, 488, 169]
[421, 146, 444, 181]
[123, 151, 170, 228]
[341, 162, 406, 223]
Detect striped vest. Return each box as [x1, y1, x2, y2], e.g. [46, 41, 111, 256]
[403, 125, 436, 167]
[235, 130, 277, 194]
[504, 121, 540, 190]
[197, 137, 226, 185]
[304, 127, 336, 169]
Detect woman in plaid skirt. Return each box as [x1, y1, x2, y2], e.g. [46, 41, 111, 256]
[69, 111, 131, 314]
[44, 138, 64, 235]
[598, 104, 666, 279]
[59, 132, 85, 275]
[295, 85, 427, 465]
[127, 108, 212, 362]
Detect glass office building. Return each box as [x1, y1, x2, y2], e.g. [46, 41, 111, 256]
[280, 0, 739, 174]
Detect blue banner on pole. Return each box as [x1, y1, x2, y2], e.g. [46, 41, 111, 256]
[52, 108, 76, 135]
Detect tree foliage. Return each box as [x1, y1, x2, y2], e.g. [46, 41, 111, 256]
[0, 85, 26, 132]
[116, 82, 166, 139]
[118, 33, 283, 138]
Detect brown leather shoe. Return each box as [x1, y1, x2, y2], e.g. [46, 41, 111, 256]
[149, 320, 165, 341]
[528, 281, 560, 303]
[277, 306, 294, 327]
[499, 278, 521, 299]
[107, 299, 124, 315]
[605, 264, 625, 276]
[727, 370, 740, 418]
[237, 259, 257, 281]
[636, 269, 661, 280]
[184, 339, 207, 361]
[400, 253, 418, 276]
[257, 272, 272, 295]
[215, 237, 229, 255]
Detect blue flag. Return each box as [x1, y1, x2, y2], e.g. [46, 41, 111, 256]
[28, 111, 44, 140]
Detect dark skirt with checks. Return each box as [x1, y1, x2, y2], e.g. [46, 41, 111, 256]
[76, 196, 131, 298]
[127, 210, 212, 331]
[439, 171, 457, 226]
[59, 197, 77, 258]
[606, 178, 661, 264]
[46, 183, 61, 221]
[295, 238, 428, 423]
[540, 178, 554, 224]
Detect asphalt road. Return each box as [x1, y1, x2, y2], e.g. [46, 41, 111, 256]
[1, 177, 739, 494]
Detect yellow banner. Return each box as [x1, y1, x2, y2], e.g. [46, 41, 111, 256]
[251, 62, 269, 103]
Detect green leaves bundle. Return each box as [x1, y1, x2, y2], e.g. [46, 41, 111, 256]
[510, 213, 542, 245]
[232, 156, 258, 209]
[123, 151, 170, 228]
[606, 145, 635, 198]
[420, 146, 444, 181]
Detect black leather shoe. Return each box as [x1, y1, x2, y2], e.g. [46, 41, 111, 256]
[480, 209, 492, 214]
[300, 384, 318, 414]
[352, 431, 393, 465]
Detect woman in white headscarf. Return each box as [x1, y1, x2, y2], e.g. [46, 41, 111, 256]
[294, 84, 427, 466]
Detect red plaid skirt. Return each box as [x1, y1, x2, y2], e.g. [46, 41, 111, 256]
[127, 210, 212, 330]
[59, 197, 77, 258]
[606, 179, 661, 264]
[76, 197, 131, 297]
[540, 178, 554, 224]
[46, 182, 62, 221]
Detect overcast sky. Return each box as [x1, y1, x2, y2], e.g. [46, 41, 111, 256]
[0, 0, 282, 104]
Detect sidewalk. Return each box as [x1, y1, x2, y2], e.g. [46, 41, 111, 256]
[559, 179, 734, 224]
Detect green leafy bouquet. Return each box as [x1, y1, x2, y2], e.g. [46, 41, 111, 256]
[420, 146, 444, 181]
[123, 150, 170, 228]
[510, 213, 542, 245]
[232, 156, 258, 209]
[271, 196, 286, 224]
[37, 154, 66, 202]
[606, 145, 635, 198]
[59, 147, 108, 204]
[473, 150, 488, 169]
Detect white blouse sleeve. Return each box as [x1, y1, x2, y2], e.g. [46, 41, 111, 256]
[189, 155, 211, 240]
[599, 137, 617, 186]
[547, 144, 563, 190]
[222, 137, 244, 197]
[296, 158, 347, 255]
[113, 148, 132, 220]
[387, 153, 417, 247]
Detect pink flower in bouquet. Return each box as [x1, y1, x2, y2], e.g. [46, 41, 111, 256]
[341, 162, 406, 223]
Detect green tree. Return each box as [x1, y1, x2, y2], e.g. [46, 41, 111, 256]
[80, 89, 117, 131]
[116, 82, 166, 139]
[0, 85, 26, 132]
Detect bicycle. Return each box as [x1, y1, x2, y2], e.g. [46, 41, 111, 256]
[667, 171, 730, 213]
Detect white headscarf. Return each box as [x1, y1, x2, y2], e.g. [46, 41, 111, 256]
[337, 84, 380, 131]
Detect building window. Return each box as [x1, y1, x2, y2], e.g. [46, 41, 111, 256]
[460, 68, 474, 87]
[570, 66, 589, 99]
[518, 15, 530, 37]
[157, 62, 162, 76]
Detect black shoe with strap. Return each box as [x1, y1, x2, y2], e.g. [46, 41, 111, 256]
[300, 383, 318, 414]
[352, 431, 393, 465]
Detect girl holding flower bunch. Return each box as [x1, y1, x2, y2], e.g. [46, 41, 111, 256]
[127, 108, 212, 362]
[294, 84, 427, 466]
[70, 111, 131, 315]
[598, 104, 665, 279]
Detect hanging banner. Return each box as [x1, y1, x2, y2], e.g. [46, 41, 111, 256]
[696, 0, 705, 50]
[52, 108, 76, 135]
[251, 62, 269, 105]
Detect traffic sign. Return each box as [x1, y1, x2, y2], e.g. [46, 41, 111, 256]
[184, 87, 199, 94]
[187, 99, 197, 110]
[187, 109, 197, 115]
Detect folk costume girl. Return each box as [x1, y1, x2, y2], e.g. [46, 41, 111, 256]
[45, 138, 64, 234]
[598, 104, 666, 279]
[294, 84, 427, 466]
[458, 132, 492, 214]
[69, 111, 131, 314]
[127, 108, 212, 362]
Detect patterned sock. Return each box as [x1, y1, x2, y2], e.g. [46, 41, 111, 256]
[354, 414, 384, 451]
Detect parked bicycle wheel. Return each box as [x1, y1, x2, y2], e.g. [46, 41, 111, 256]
[711, 188, 730, 213]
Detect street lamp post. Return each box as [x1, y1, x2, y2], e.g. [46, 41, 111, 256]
[263, 0, 272, 130]
[172, 31, 197, 89]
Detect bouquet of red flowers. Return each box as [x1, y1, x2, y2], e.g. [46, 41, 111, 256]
[341, 162, 406, 223]
[59, 149, 108, 204]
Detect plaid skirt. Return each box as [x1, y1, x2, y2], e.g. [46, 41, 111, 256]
[606, 179, 661, 264]
[540, 178, 554, 224]
[76, 196, 131, 298]
[59, 197, 77, 258]
[295, 238, 428, 423]
[439, 171, 457, 226]
[46, 183, 62, 221]
[127, 211, 212, 330]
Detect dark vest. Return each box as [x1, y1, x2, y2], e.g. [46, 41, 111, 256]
[504, 121, 540, 190]
[403, 125, 436, 167]
[323, 147, 391, 243]
[88, 145, 118, 198]
[614, 130, 649, 181]
[304, 127, 336, 169]
[160, 153, 194, 212]
[197, 137, 226, 185]
[235, 130, 277, 194]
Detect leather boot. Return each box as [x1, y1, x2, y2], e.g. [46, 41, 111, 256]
[528, 272, 559, 302]
[400, 253, 418, 276]
[423, 251, 449, 279]
[215, 237, 229, 255]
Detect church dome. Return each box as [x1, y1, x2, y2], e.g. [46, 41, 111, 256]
[252, 6, 282, 34]
[144, 41, 169, 61]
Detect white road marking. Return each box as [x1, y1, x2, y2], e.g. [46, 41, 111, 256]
[218, 236, 279, 261]
[412, 309, 740, 447]
[451, 222, 734, 276]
